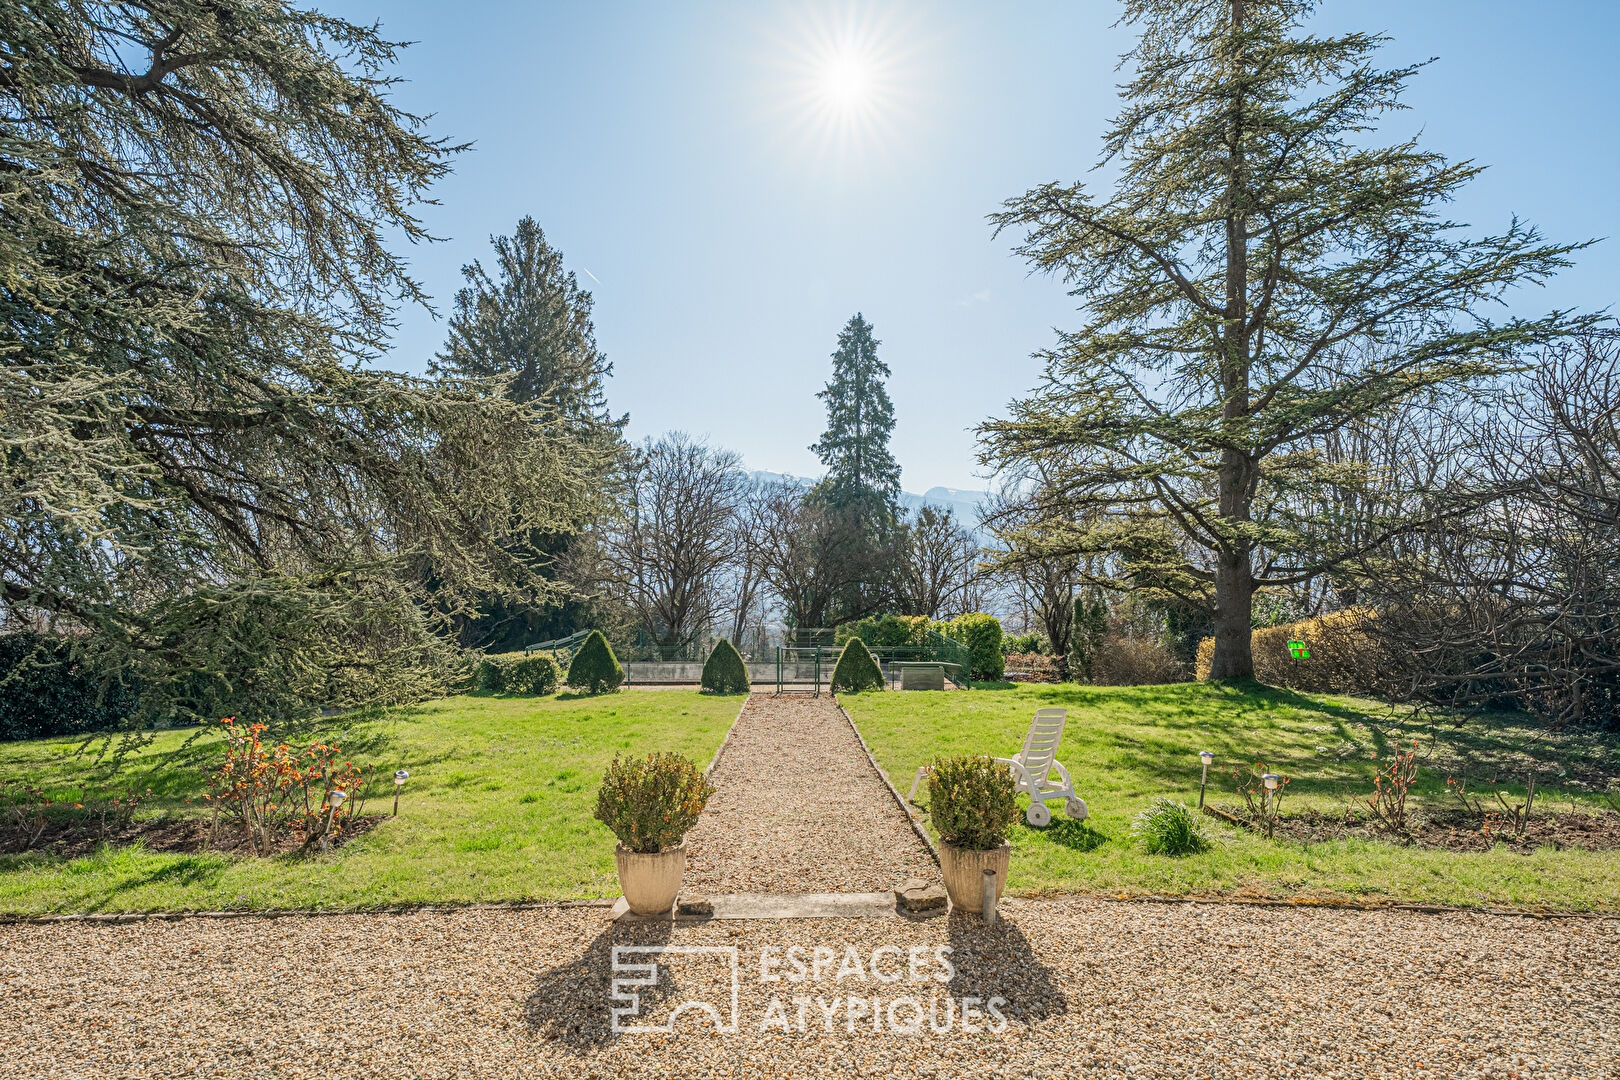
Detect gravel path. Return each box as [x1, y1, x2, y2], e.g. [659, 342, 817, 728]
[3, 897, 1614, 1078]
[682, 693, 938, 894]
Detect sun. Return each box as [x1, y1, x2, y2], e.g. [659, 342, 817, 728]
[757, 7, 927, 168]
[818, 50, 871, 112]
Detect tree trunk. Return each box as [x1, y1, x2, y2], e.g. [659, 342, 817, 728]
[1209, 0, 1256, 681]
[1208, 549, 1255, 680]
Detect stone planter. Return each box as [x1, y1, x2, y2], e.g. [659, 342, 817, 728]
[615, 844, 686, 916]
[938, 840, 1010, 914]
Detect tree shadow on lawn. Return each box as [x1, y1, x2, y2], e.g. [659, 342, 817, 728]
[70, 850, 230, 912]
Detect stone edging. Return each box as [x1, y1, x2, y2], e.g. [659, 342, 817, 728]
[834, 696, 940, 867]
[0, 897, 617, 927]
[7, 888, 1613, 928]
[1062, 892, 1620, 922]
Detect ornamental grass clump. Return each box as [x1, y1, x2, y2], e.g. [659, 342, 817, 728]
[594, 752, 714, 853]
[928, 754, 1018, 850]
[1131, 797, 1209, 856]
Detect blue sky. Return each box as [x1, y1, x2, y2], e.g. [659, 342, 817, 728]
[340, 1, 1620, 493]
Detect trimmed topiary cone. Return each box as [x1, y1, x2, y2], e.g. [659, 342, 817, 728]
[831, 637, 884, 693]
[566, 630, 625, 694]
[700, 639, 750, 694]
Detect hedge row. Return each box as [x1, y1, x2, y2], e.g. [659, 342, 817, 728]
[476, 651, 561, 696]
[0, 633, 139, 741]
[1195, 608, 1392, 694]
[833, 612, 1006, 682]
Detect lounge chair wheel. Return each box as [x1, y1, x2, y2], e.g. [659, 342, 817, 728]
[1065, 797, 1088, 821]
[1025, 801, 1052, 827]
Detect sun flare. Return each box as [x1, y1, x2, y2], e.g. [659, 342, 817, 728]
[761, 7, 927, 167]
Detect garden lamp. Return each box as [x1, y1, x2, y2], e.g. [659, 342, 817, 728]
[393, 769, 409, 816]
[1198, 751, 1214, 808]
[1260, 772, 1280, 820]
[1261, 773, 1279, 792]
[319, 788, 347, 853]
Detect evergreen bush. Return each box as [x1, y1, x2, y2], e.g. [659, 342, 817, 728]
[948, 612, 1006, 681]
[831, 637, 884, 693]
[700, 639, 750, 694]
[927, 754, 1018, 850]
[509, 653, 560, 695]
[476, 655, 510, 693]
[0, 633, 138, 741]
[566, 631, 625, 694]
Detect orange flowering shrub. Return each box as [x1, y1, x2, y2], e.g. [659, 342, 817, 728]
[203, 717, 371, 855]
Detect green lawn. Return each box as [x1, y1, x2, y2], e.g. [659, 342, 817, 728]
[0, 690, 742, 915]
[844, 682, 1620, 912]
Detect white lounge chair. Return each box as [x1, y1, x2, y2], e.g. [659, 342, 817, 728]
[999, 707, 1088, 826]
[904, 706, 1089, 827]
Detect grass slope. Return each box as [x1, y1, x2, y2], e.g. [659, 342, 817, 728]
[0, 691, 741, 915]
[844, 682, 1620, 911]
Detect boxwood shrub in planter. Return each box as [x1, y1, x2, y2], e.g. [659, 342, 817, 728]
[566, 631, 625, 694]
[927, 754, 1018, 913]
[700, 639, 750, 694]
[595, 752, 714, 915]
[831, 637, 884, 693]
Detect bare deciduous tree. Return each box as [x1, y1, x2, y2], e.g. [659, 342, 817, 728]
[602, 434, 745, 648]
[895, 506, 981, 620]
[751, 483, 883, 629]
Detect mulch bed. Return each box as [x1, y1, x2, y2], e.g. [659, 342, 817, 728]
[1208, 803, 1620, 853]
[0, 812, 388, 859]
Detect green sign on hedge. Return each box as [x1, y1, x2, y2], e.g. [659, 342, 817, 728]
[1287, 639, 1310, 660]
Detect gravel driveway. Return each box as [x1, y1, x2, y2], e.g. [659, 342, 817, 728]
[3, 897, 1613, 1079]
[681, 693, 938, 894]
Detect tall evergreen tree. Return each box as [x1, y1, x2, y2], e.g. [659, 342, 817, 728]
[431, 217, 622, 444]
[810, 313, 902, 516]
[429, 218, 625, 648]
[807, 313, 904, 622]
[981, 0, 1585, 681]
[0, 1, 612, 726]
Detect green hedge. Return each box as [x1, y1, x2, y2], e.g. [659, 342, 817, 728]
[476, 651, 561, 696]
[831, 637, 885, 693]
[0, 633, 139, 741]
[835, 614, 934, 648]
[700, 639, 750, 694]
[567, 630, 625, 694]
[948, 612, 1005, 682]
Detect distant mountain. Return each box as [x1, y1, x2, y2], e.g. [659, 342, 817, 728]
[747, 471, 989, 529]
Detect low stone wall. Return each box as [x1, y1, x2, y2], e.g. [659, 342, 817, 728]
[622, 661, 779, 684]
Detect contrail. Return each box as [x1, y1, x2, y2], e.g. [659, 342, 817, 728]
[581, 267, 601, 284]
